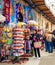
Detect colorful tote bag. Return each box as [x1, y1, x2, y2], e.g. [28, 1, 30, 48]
[34, 41, 42, 48]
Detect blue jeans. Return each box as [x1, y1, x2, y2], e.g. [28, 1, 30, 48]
[45, 40, 49, 52]
[48, 42, 53, 53]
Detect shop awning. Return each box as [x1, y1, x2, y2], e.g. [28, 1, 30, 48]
[23, 0, 55, 24]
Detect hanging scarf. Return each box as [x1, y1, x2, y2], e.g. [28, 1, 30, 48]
[4, 0, 10, 23]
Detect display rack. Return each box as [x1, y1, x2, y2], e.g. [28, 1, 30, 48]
[13, 27, 24, 56]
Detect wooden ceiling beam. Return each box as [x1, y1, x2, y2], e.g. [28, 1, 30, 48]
[32, 0, 43, 2]
[35, 4, 45, 6]
[45, 13, 52, 15]
[37, 6, 48, 10]
[37, 5, 46, 8]
[43, 10, 49, 12]
[38, 8, 48, 11]
[47, 15, 54, 17]
[35, 2, 44, 5]
[51, 18, 55, 19]
[49, 16, 54, 18]
[50, 18, 55, 19]
[43, 11, 50, 13]
[44, 13, 51, 14]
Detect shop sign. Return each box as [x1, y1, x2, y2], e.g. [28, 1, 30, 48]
[3, 0, 10, 23]
[10, 0, 15, 23]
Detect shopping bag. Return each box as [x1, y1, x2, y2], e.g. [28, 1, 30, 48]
[34, 41, 41, 48]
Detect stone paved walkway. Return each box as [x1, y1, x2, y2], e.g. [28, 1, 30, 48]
[39, 51, 55, 65]
[25, 50, 54, 65]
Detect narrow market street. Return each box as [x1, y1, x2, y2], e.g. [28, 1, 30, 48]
[0, 0, 55, 65]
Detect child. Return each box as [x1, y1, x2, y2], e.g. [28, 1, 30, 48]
[25, 36, 31, 54]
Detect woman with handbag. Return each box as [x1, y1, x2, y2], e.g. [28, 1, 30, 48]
[33, 34, 41, 59]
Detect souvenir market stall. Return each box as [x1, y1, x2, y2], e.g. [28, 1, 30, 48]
[12, 22, 30, 63]
[1, 0, 38, 63]
[0, 14, 6, 44]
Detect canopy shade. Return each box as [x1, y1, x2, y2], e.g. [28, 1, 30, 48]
[24, 0, 55, 24]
